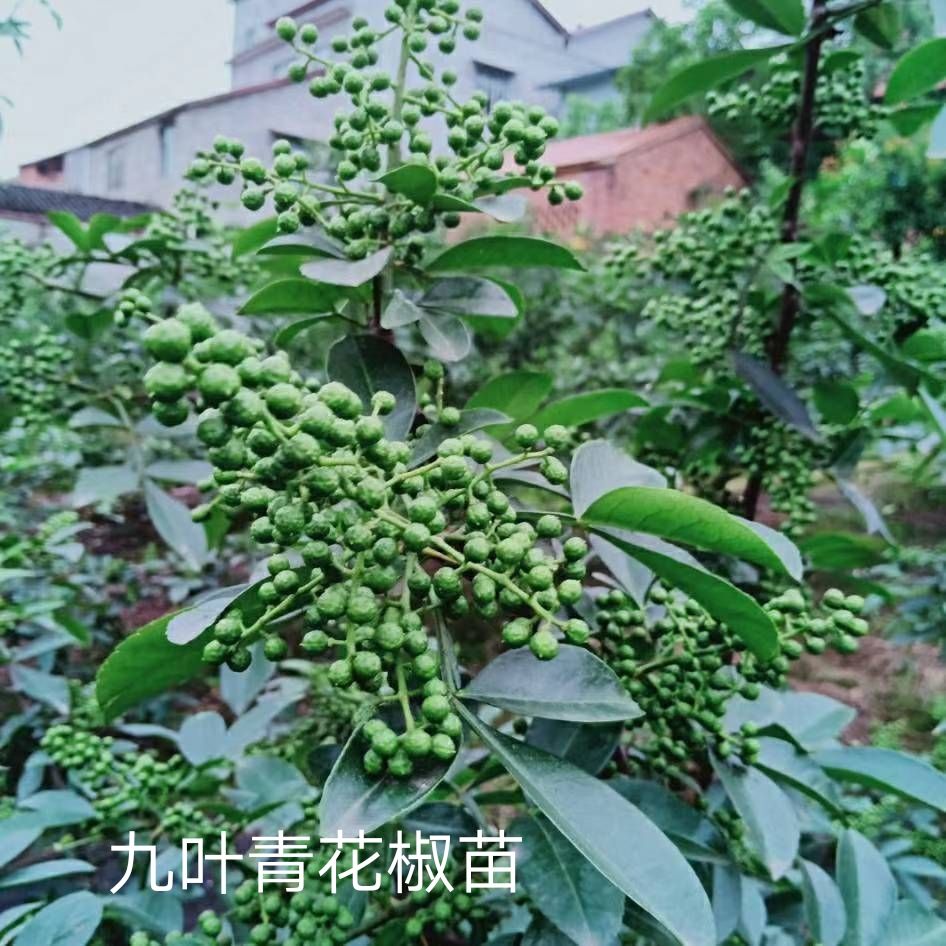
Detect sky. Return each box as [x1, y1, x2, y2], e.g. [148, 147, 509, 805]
[0, 0, 689, 179]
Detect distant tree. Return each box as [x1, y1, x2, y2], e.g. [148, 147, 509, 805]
[560, 95, 623, 138]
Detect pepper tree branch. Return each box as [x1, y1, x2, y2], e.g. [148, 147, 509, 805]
[743, 0, 832, 518]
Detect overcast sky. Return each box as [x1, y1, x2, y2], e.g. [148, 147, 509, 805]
[1, 0, 689, 179]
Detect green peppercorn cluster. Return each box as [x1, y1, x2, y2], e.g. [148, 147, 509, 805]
[707, 54, 885, 141]
[0, 327, 74, 424]
[602, 190, 778, 368]
[737, 423, 822, 537]
[141, 307, 587, 776]
[187, 2, 581, 260]
[42, 724, 228, 839]
[590, 583, 868, 779]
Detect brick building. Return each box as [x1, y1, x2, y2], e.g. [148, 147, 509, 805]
[527, 116, 748, 237]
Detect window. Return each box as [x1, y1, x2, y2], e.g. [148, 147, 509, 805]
[160, 121, 176, 178]
[474, 62, 514, 109]
[106, 145, 126, 192]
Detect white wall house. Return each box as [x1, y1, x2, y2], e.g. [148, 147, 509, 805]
[19, 0, 651, 211]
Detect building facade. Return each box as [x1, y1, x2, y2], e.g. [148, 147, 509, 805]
[19, 1, 651, 212]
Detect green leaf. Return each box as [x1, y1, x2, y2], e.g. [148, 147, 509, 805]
[814, 381, 860, 425]
[144, 481, 208, 570]
[145, 460, 213, 484]
[881, 902, 946, 946]
[461, 645, 642, 722]
[326, 335, 416, 442]
[85, 213, 121, 251]
[645, 46, 789, 122]
[19, 790, 96, 826]
[799, 532, 888, 570]
[0, 859, 94, 890]
[596, 530, 779, 660]
[10, 666, 70, 715]
[319, 720, 453, 835]
[571, 440, 666, 516]
[47, 211, 88, 251]
[712, 756, 799, 879]
[902, 328, 946, 363]
[726, 0, 805, 35]
[239, 278, 348, 316]
[418, 311, 472, 362]
[837, 829, 896, 946]
[526, 719, 622, 775]
[12, 891, 101, 946]
[814, 747, 946, 812]
[420, 277, 519, 319]
[834, 478, 895, 543]
[885, 39, 946, 105]
[166, 583, 255, 644]
[0, 816, 43, 870]
[274, 313, 341, 348]
[530, 390, 647, 434]
[612, 778, 726, 862]
[232, 217, 279, 258]
[302, 247, 393, 287]
[581, 486, 800, 578]
[178, 711, 228, 765]
[466, 370, 553, 421]
[800, 859, 847, 946]
[887, 103, 942, 135]
[513, 813, 625, 946]
[72, 465, 138, 508]
[454, 704, 715, 946]
[732, 352, 820, 442]
[64, 309, 112, 342]
[853, 3, 900, 48]
[427, 236, 584, 273]
[96, 609, 210, 721]
[754, 737, 842, 814]
[378, 164, 438, 203]
[410, 408, 509, 464]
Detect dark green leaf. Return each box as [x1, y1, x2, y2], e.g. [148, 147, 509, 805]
[461, 645, 642, 722]
[239, 278, 348, 316]
[530, 390, 647, 434]
[319, 721, 452, 835]
[581, 486, 800, 578]
[275, 313, 343, 347]
[754, 737, 842, 814]
[732, 352, 820, 442]
[712, 757, 799, 879]
[799, 532, 888, 570]
[513, 814, 625, 946]
[454, 705, 715, 946]
[596, 530, 779, 660]
[814, 381, 860, 425]
[19, 790, 96, 826]
[853, 3, 900, 48]
[814, 747, 946, 812]
[0, 816, 43, 870]
[64, 309, 112, 342]
[527, 719, 622, 775]
[86, 213, 121, 251]
[887, 103, 942, 135]
[302, 247, 392, 287]
[836, 829, 896, 946]
[466, 370, 553, 421]
[427, 236, 584, 273]
[144, 481, 208, 570]
[10, 666, 70, 715]
[726, 0, 805, 34]
[378, 164, 438, 203]
[901, 329, 946, 363]
[800, 859, 846, 946]
[403, 803, 478, 843]
[167, 583, 255, 645]
[645, 46, 789, 122]
[12, 891, 101, 946]
[232, 217, 279, 258]
[381, 290, 424, 329]
[96, 610, 210, 721]
[885, 39, 946, 105]
[72, 465, 138, 507]
[326, 335, 416, 442]
[410, 408, 509, 464]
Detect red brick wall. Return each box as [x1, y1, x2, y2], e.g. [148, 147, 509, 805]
[531, 126, 746, 237]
